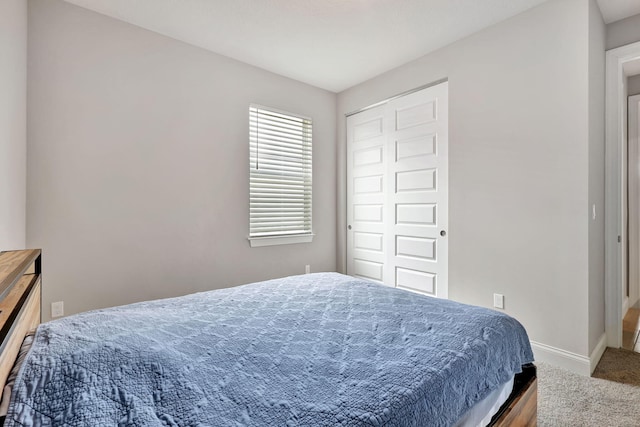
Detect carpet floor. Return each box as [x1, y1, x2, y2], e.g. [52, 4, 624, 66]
[538, 348, 640, 426]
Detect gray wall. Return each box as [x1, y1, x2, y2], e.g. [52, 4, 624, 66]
[337, 0, 594, 357]
[606, 13, 640, 51]
[629, 75, 640, 96]
[28, 0, 337, 321]
[588, 0, 606, 355]
[0, 0, 27, 251]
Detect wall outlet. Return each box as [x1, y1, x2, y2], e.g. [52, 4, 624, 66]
[305, 265, 311, 274]
[493, 294, 504, 310]
[51, 301, 64, 318]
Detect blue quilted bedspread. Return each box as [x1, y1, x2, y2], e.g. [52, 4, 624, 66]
[6, 273, 533, 427]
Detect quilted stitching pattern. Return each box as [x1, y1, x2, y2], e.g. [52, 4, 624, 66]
[6, 273, 533, 426]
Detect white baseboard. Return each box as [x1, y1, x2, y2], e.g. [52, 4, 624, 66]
[530, 333, 608, 376]
[530, 340, 590, 376]
[589, 333, 607, 374]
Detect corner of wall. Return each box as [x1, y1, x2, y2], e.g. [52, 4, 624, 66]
[336, 96, 346, 274]
[587, 0, 606, 355]
[0, 0, 28, 251]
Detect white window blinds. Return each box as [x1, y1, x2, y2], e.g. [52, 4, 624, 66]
[249, 105, 312, 244]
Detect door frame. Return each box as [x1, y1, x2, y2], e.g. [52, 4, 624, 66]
[605, 41, 640, 348]
[629, 93, 640, 310]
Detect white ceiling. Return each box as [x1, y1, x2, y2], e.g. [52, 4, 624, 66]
[596, 0, 640, 24]
[62, 0, 551, 92]
[62, 0, 640, 92]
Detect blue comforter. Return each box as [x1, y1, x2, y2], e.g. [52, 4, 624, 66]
[6, 273, 533, 426]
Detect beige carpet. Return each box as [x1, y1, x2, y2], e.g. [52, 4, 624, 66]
[538, 349, 640, 426]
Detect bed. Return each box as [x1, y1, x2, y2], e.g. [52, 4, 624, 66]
[0, 249, 536, 426]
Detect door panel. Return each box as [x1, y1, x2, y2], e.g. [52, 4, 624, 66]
[347, 107, 387, 284]
[347, 82, 448, 296]
[395, 203, 436, 226]
[395, 235, 436, 261]
[387, 83, 448, 297]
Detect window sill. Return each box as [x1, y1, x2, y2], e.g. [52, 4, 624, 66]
[248, 234, 314, 247]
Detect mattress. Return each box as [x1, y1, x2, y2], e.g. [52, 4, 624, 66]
[6, 272, 534, 426]
[455, 377, 514, 427]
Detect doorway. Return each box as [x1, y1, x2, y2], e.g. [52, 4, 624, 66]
[623, 91, 640, 351]
[605, 41, 640, 349]
[346, 82, 449, 297]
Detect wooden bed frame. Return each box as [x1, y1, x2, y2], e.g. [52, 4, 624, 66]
[0, 249, 536, 426]
[490, 364, 537, 426]
[0, 249, 41, 393]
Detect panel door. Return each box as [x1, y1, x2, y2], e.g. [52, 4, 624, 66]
[386, 82, 448, 297]
[346, 105, 387, 284]
[347, 82, 448, 297]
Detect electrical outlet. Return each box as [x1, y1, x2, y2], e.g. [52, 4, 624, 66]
[305, 265, 311, 274]
[493, 294, 504, 309]
[51, 301, 64, 318]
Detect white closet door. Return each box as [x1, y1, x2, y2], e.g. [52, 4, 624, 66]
[347, 82, 448, 297]
[386, 83, 448, 297]
[346, 105, 387, 284]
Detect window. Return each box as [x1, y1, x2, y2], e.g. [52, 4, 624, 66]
[249, 105, 313, 247]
